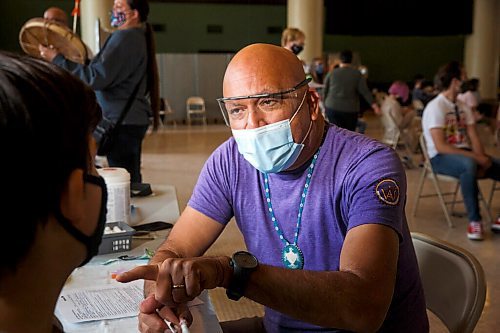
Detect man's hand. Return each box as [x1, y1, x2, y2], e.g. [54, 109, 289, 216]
[116, 256, 231, 305]
[475, 154, 492, 171]
[38, 44, 59, 62]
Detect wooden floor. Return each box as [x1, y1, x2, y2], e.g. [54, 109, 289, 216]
[140, 114, 499, 332]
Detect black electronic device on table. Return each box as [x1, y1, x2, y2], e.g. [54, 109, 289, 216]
[133, 221, 173, 232]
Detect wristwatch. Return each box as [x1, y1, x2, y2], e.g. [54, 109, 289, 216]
[226, 251, 259, 301]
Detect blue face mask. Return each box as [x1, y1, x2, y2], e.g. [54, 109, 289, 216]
[316, 64, 324, 75]
[232, 91, 312, 173]
[110, 11, 127, 28]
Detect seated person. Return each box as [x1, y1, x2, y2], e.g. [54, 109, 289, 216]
[412, 76, 436, 116]
[0, 52, 106, 333]
[117, 44, 429, 333]
[422, 61, 500, 241]
[380, 81, 418, 151]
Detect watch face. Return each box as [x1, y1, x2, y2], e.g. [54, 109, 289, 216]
[234, 251, 258, 269]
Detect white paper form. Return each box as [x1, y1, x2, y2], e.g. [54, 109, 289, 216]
[56, 280, 144, 323]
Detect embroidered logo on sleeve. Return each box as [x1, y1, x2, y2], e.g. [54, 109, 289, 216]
[375, 179, 400, 206]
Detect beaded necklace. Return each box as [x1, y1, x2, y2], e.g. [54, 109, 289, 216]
[263, 148, 320, 269]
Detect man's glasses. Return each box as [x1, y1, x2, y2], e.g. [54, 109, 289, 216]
[216, 78, 311, 126]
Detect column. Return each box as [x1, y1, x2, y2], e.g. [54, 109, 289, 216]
[464, 0, 500, 101]
[80, 0, 113, 55]
[287, 0, 324, 64]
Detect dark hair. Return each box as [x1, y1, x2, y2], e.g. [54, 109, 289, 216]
[435, 61, 462, 91]
[340, 50, 353, 64]
[468, 78, 479, 91]
[0, 52, 101, 276]
[128, 0, 160, 130]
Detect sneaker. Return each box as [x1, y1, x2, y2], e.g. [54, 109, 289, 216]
[467, 221, 484, 241]
[492, 215, 500, 233]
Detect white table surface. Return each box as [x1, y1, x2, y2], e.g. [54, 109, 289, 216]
[129, 184, 181, 227]
[56, 185, 222, 332]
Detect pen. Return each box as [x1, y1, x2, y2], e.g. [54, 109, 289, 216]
[165, 320, 177, 333]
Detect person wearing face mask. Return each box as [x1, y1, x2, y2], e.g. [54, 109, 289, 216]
[422, 61, 500, 241]
[116, 44, 429, 333]
[380, 80, 419, 153]
[281, 27, 306, 56]
[0, 52, 105, 333]
[39, 0, 160, 185]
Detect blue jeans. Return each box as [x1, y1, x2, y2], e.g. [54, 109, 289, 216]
[107, 124, 149, 184]
[431, 154, 500, 221]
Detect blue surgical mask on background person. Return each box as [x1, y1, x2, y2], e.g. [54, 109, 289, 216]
[232, 90, 312, 173]
[316, 64, 324, 75]
[54, 174, 108, 266]
[110, 11, 127, 28]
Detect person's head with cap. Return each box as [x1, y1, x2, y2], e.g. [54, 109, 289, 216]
[388, 81, 410, 105]
[43, 7, 68, 26]
[218, 43, 324, 173]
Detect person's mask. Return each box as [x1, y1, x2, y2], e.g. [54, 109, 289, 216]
[315, 64, 324, 75]
[110, 11, 127, 28]
[232, 90, 312, 173]
[291, 44, 304, 55]
[55, 174, 108, 266]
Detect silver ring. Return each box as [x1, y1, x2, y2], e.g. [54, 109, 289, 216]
[172, 284, 185, 289]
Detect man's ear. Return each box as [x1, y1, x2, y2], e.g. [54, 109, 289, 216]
[59, 169, 85, 225]
[307, 89, 321, 120]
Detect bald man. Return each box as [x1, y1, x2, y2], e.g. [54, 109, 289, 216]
[117, 44, 429, 333]
[43, 7, 68, 26]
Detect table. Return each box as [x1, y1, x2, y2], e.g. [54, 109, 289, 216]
[129, 184, 181, 227]
[55, 184, 222, 332]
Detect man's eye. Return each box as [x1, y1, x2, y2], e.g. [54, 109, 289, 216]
[259, 98, 280, 110]
[228, 107, 245, 116]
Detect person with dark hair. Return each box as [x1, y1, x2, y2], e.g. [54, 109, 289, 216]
[322, 49, 380, 131]
[0, 52, 105, 333]
[411, 75, 435, 113]
[39, 0, 160, 184]
[422, 61, 500, 240]
[116, 44, 428, 333]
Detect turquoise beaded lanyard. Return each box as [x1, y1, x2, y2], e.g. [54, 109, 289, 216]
[263, 148, 320, 269]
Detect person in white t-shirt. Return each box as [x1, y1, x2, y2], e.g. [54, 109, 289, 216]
[422, 61, 500, 240]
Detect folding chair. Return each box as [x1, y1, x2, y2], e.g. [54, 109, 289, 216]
[411, 232, 486, 333]
[186, 96, 207, 126]
[159, 97, 176, 127]
[488, 180, 499, 210]
[412, 134, 492, 227]
[380, 110, 415, 168]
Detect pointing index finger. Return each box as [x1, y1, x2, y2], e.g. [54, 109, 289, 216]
[115, 264, 160, 283]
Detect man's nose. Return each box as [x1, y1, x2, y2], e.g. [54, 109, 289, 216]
[245, 107, 265, 129]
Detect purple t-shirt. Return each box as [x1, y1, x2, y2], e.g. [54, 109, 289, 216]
[189, 124, 428, 332]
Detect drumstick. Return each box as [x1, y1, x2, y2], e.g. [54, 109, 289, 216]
[72, 0, 80, 34]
